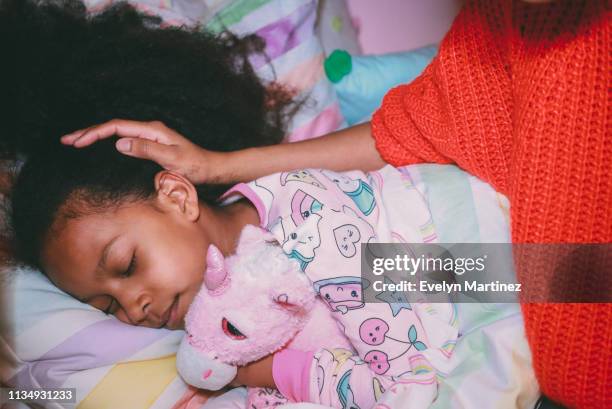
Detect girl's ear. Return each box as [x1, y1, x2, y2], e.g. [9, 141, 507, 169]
[154, 170, 200, 221]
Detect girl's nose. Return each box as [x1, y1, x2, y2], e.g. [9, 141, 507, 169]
[120, 292, 153, 325]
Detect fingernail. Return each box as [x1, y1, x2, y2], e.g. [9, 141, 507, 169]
[116, 139, 132, 152]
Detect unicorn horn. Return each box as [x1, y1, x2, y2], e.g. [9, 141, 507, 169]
[204, 244, 228, 291]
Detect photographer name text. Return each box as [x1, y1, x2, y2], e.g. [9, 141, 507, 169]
[373, 279, 522, 293]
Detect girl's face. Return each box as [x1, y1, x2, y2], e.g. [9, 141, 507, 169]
[39, 172, 217, 330]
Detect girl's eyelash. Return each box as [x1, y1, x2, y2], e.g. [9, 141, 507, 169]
[122, 254, 137, 278]
[103, 254, 136, 316]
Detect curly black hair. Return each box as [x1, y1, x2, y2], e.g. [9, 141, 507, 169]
[0, 0, 296, 268]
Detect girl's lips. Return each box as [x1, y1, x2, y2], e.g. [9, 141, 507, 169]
[163, 296, 180, 329]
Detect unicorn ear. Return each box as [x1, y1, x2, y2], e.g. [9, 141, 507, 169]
[236, 224, 277, 254]
[204, 244, 228, 291]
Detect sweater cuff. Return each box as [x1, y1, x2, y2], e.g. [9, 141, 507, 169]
[272, 349, 313, 402]
[371, 86, 421, 167]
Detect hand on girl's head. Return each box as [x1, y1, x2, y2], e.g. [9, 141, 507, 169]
[61, 119, 217, 185]
[61, 119, 175, 147]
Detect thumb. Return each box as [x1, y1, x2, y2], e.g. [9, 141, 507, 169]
[116, 138, 174, 165]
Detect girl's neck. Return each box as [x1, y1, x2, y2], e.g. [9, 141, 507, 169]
[198, 199, 260, 255]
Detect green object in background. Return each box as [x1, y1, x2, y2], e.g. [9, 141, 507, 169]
[327, 45, 438, 125]
[324, 49, 352, 83]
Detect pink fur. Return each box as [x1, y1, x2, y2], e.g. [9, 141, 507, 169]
[177, 225, 350, 404]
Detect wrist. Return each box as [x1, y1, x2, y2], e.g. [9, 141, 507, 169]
[234, 354, 276, 388]
[205, 150, 233, 184]
[220, 148, 258, 183]
[207, 148, 255, 185]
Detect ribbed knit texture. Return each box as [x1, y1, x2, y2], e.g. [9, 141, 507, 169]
[371, 1, 611, 408]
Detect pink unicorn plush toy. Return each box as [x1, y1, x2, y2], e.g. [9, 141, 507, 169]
[176, 225, 350, 406]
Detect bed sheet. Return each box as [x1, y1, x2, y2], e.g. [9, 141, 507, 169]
[203, 388, 333, 409]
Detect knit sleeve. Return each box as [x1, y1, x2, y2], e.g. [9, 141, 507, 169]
[371, 62, 454, 167]
[376, 1, 612, 408]
[371, 1, 513, 192]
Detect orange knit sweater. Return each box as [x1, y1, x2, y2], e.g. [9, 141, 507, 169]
[371, 1, 611, 408]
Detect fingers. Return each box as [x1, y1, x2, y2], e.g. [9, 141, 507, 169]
[61, 119, 174, 148]
[115, 138, 132, 153]
[115, 137, 175, 165]
[60, 125, 95, 145]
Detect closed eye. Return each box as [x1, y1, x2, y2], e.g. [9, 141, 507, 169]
[102, 253, 136, 315]
[122, 253, 136, 278]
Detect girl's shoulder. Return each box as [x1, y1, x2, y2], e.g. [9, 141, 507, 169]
[228, 168, 381, 234]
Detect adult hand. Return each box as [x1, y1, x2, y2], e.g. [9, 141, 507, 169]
[61, 119, 222, 185]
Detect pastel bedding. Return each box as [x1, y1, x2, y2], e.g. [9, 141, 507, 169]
[1, 1, 539, 409]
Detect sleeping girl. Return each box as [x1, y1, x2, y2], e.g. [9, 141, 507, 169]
[0, 0, 292, 402]
[14, 124, 466, 409]
[1, 2, 467, 408]
[53, 107, 494, 409]
[2, 1, 514, 408]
